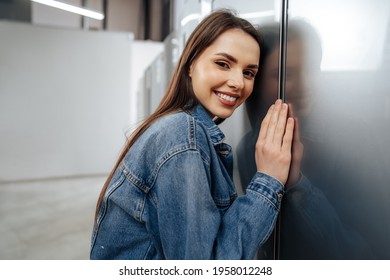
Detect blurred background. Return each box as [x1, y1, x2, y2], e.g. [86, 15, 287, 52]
[0, 0, 389, 259]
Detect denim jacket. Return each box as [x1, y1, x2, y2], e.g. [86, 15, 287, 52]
[90, 104, 285, 260]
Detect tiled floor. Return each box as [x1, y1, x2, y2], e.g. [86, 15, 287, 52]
[0, 176, 105, 260]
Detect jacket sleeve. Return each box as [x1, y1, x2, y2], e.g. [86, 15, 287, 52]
[153, 149, 284, 259]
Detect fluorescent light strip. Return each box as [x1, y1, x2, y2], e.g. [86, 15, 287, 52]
[31, 0, 104, 20]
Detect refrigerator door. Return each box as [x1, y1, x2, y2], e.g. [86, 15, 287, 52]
[230, 0, 390, 259]
[279, 0, 390, 259]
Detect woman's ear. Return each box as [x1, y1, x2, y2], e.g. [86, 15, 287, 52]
[188, 65, 193, 78]
[189, 55, 199, 78]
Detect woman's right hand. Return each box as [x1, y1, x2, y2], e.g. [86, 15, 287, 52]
[255, 99, 295, 186]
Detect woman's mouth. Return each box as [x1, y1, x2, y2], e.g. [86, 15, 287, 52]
[214, 91, 238, 106]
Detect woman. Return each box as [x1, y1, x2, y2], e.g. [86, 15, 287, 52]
[90, 9, 295, 260]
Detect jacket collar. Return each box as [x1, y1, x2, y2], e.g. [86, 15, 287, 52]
[190, 104, 225, 144]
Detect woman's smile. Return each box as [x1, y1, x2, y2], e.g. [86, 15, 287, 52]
[214, 90, 239, 106]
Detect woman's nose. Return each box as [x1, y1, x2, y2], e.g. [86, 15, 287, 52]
[227, 73, 244, 90]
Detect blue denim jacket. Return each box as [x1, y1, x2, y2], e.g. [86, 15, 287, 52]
[90, 104, 285, 259]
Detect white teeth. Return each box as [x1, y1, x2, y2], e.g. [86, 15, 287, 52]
[217, 93, 237, 102]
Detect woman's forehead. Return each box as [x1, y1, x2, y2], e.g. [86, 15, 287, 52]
[203, 29, 260, 62]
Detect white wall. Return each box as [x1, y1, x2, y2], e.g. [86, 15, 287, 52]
[0, 21, 133, 181]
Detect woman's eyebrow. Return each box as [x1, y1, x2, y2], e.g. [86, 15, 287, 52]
[215, 52, 259, 69]
[215, 52, 237, 63]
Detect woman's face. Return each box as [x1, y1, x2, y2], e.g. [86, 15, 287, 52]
[189, 28, 260, 119]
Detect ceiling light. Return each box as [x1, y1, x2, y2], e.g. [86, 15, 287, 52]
[31, 0, 104, 20]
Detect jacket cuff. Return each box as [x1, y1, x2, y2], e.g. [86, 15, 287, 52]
[247, 172, 285, 210]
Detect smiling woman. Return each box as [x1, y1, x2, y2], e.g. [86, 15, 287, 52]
[189, 28, 260, 119]
[90, 9, 296, 260]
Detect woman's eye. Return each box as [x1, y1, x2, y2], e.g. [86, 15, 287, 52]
[244, 70, 256, 79]
[215, 61, 229, 68]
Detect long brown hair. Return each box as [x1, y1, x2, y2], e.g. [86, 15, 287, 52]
[95, 9, 262, 219]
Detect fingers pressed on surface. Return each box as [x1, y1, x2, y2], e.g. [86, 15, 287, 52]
[265, 99, 282, 143]
[273, 103, 289, 143]
[282, 117, 295, 153]
[258, 104, 274, 142]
